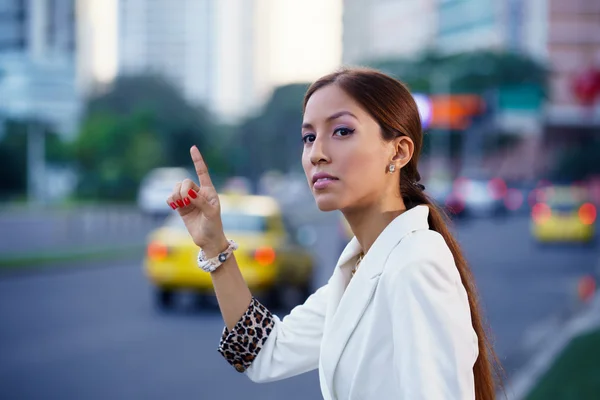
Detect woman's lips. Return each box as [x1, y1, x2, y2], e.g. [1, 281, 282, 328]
[313, 177, 338, 190]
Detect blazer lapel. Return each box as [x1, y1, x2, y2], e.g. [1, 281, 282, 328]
[320, 205, 431, 397]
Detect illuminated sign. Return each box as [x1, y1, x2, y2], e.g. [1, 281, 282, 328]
[429, 95, 485, 130]
[413, 93, 433, 130]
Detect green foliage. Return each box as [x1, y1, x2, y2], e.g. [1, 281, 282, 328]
[369, 49, 548, 95]
[234, 83, 310, 181]
[73, 74, 223, 201]
[0, 121, 28, 198]
[74, 110, 165, 200]
[0, 119, 71, 200]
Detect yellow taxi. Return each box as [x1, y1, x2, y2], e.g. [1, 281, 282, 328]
[531, 185, 597, 244]
[144, 193, 315, 310]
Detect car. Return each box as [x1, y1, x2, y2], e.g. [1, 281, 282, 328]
[137, 167, 195, 219]
[531, 185, 597, 244]
[143, 193, 315, 310]
[423, 178, 455, 216]
[445, 176, 508, 219]
[504, 180, 539, 215]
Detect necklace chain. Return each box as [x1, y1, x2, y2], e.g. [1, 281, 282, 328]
[351, 252, 365, 277]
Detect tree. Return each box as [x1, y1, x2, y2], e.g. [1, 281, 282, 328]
[85, 74, 218, 167]
[74, 110, 164, 200]
[74, 74, 223, 201]
[234, 83, 310, 182]
[0, 120, 28, 199]
[369, 49, 548, 95]
[0, 118, 71, 201]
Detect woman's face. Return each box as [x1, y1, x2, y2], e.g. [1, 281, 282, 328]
[301, 84, 399, 212]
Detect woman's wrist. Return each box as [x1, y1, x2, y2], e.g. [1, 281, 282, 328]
[201, 236, 230, 259]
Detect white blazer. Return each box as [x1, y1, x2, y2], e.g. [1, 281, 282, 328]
[245, 205, 479, 399]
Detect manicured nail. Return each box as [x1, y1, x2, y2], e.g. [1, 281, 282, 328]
[183, 197, 191, 205]
[170, 202, 177, 209]
[177, 200, 184, 207]
[188, 189, 197, 199]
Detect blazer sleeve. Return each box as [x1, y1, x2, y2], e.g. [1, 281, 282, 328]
[386, 236, 478, 399]
[218, 283, 328, 383]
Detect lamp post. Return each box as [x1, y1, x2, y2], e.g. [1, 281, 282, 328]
[26, 122, 46, 207]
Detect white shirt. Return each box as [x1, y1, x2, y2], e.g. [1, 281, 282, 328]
[244, 205, 478, 399]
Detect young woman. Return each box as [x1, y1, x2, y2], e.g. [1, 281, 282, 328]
[167, 68, 501, 399]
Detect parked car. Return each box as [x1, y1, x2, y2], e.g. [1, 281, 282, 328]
[143, 193, 315, 310]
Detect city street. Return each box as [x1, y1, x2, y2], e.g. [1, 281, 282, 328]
[0, 215, 598, 399]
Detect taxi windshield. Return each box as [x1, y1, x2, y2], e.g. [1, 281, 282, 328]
[545, 186, 586, 211]
[167, 213, 268, 233]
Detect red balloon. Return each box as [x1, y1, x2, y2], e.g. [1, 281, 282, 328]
[571, 67, 600, 106]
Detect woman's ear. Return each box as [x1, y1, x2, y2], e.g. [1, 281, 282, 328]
[391, 136, 414, 168]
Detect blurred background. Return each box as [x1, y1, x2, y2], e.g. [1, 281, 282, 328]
[0, 0, 599, 399]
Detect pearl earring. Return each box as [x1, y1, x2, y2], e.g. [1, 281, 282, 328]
[388, 163, 396, 173]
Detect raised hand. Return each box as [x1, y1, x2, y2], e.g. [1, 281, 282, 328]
[166, 146, 228, 254]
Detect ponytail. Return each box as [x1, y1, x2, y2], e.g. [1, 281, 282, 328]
[402, 181, 505, 400]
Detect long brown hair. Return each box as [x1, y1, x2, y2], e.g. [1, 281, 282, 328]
[303, 67, 504, 399]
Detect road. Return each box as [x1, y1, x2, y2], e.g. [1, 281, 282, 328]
[0, 215, 598, 399]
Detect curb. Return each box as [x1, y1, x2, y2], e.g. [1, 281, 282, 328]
[502, 293, 600, 400]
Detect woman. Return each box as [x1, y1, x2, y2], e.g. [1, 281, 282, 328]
[167, 68, 501, 399]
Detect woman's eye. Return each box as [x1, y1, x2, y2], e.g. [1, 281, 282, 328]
[302, 134, 316, 143]
[333, 127, 355, 137]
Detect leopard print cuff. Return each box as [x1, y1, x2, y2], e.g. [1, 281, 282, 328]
[217, 297, 275, 373]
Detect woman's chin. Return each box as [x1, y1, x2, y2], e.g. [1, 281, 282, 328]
[314, 195, 341, 212]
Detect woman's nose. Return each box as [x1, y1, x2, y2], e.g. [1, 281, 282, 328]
[309, 137, 331, 165]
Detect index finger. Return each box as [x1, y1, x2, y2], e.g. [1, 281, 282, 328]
[190, 146, 214, 188]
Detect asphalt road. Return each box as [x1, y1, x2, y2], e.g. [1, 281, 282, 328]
[0, 215, 598, 399]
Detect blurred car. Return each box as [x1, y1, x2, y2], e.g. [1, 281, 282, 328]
[423, 178, 455, 215]
[138, 167, 195, 218]
[143, 193, 315, 310]
[531, 185, 597, 244]
[503, 180, 539, 215]
[445, 176, 508, 219]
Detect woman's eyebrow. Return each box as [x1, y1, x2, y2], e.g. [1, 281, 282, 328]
[302, 111, 359, 130]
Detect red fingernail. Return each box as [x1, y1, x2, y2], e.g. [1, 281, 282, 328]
[183, 197, 191, 205]
[170, 202, 177, 209]
[188, 189, 197, 199]
[177, 200, 184, 207]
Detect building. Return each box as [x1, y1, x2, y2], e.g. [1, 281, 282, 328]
[436, 0, 546, 59]
[342, 0, 437, 65]
[113, 0, 342, 122]
[545, 0, 600, 136]
[76, 0, 118, 94]
[0, 0, 27, 53]
[0, 0, 80, 135]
